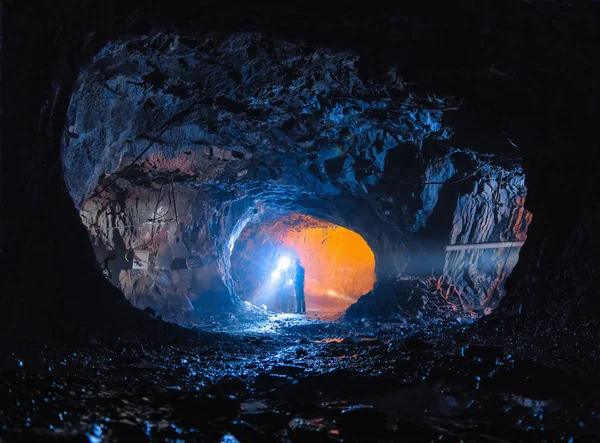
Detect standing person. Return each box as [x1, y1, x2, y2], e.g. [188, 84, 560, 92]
[294, 259, 306, 314]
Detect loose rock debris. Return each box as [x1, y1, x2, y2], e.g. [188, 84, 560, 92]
[1, 312, 598, 442]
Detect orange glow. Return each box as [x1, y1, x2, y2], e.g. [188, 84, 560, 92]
[266, 215, 376, 313]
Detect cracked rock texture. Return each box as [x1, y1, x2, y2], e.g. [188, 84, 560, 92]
[63, 33, 453, 206]
[62, 32, 527, 322]
[443, 166, 531, 310]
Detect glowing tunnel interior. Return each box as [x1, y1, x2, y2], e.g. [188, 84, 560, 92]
[231, 214, 376, 314]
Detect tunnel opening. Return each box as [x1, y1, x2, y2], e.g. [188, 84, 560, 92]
[231, 214, 376, 316]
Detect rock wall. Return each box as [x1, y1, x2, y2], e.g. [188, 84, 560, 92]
[0, 1, 134, 342]
[59, 31, 464, 321]
[80, 182, 236, 324]
[80, 178, 414, 321]
[61, 27, 532, 321]
[443, 166, 531, 311]
[412, 155, 457, 233]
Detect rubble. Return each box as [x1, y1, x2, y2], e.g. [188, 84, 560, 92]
[344, 276, 480, 326]
[1, 313, 598, 441]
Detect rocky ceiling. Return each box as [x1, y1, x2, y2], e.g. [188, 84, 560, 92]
[63, 32, 457, 204]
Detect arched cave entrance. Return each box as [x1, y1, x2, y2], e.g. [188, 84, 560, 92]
[231, 214, 376, 315]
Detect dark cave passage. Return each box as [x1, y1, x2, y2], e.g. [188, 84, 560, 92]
[231, 214, 376, 315]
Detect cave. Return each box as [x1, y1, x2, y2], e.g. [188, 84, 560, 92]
[1, 2, 599, 441]
[60, 30, 528, 324]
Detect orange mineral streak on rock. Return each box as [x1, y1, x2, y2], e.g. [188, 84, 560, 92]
[268, 215, 376, 312]
[511, 197, 533, 241]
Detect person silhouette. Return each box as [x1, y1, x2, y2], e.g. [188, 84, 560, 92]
[294, 258, 306, 314]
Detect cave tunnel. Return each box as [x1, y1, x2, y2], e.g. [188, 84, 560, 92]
[231, 214, 376, 316]
[59, 29, 533, 324]
[2, 1, 600, 441]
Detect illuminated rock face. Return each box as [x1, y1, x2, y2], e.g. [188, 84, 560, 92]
[58, 31, 453, 321]
[232, 215, 376, 313]
[57, 30, 530, 322]
[442, 169, 532, 310]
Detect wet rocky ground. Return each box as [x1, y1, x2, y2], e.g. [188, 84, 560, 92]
[1, 312, 599, 442]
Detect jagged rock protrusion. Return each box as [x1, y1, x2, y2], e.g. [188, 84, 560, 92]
[443, 165, 531, 309]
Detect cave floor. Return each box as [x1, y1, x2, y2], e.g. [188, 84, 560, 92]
[1, 314, 599, 442]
